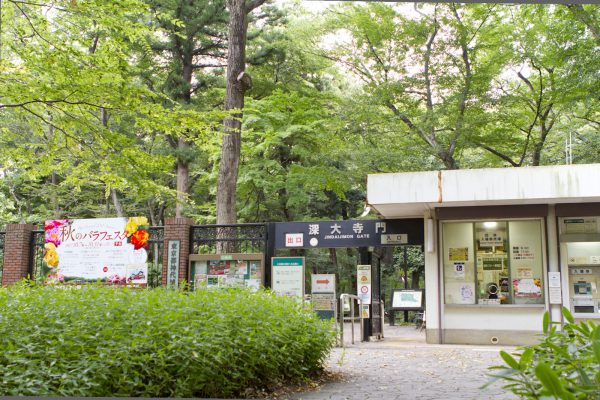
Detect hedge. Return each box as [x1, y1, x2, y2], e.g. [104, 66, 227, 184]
[0, 284, 336, 397]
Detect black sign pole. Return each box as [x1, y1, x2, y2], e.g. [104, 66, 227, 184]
[404, 246, 409, 323]
[265, 222, 276, 288]
[359, 247, 371, 342]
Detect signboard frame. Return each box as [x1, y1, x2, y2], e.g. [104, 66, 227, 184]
[188, 253, 265, 290]
[390, 289, 425, 311]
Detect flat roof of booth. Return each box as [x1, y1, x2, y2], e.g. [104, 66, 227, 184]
[367, 163, 600, 218]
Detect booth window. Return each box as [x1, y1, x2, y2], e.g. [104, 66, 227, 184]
[443, 220, 544, 305]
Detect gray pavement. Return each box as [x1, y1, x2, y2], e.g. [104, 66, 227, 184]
[284, 323, 519, 400]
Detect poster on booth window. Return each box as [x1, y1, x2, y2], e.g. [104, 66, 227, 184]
[43, 218, 148, 284]
[513, 278, 542, 297]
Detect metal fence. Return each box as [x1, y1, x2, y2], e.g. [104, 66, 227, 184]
[190, 223, 268, 255]
[0, 231, 5, 282]
[29, 226, 165, 286]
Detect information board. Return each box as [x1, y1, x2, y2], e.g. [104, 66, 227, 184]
[189, 253, 264, 290]
[272, 257, 305, 298]
[390, 289, 425, 311]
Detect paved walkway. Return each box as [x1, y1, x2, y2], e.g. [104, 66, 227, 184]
[284, 324, 518, 400]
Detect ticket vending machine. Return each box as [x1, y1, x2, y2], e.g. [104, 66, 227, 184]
[570, 268, 599, 314]
[559, 217, 600, 317]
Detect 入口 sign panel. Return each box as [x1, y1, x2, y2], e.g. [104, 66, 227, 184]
[381, 234, 408, 245]
[357, 264, 372, 305]
[272, 257, 305, 298]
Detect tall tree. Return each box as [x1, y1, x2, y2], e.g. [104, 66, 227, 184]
[145, 0, 228, 218]
[216, 0, 267, 225]
[321, 3, 508, 170]
[472, 5, 599, 167]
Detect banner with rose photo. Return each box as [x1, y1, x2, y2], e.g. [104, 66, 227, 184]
[43, 217, 150, 285]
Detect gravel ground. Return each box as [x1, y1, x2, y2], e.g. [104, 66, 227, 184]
[283, 324, 519, 400]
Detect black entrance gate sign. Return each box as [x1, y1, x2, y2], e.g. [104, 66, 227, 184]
[273, 218, 424, 249]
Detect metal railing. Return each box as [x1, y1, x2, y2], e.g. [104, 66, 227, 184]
[379, 300, 385, 339]
[190, 223, 267, 255]
[338, 293, 364, 347]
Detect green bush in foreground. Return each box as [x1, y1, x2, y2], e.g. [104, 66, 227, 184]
[488, 308, 600, 399]
[0, 284, 336, 397]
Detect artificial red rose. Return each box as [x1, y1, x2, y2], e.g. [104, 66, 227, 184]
[130, 229, 149, 250]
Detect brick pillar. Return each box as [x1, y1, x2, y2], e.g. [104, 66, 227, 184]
[162, 217, 194, 288]
[2, 223, 36, 286]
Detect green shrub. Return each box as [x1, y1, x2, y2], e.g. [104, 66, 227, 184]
[0, 284, 336, 397]
[488, 308, 600, 399]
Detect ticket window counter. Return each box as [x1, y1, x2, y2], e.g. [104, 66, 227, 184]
[442, 219, 545, 306]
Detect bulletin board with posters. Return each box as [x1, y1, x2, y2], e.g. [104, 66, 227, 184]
[189, 253, 264, 290]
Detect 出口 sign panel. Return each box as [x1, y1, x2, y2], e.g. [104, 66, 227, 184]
[43, 217, 149, 284]
[274, 218, 423, 249]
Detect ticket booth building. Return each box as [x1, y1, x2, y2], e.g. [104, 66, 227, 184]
[368, 163, 600, 345]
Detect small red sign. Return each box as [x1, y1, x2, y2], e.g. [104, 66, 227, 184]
[361, 285, 369, 294]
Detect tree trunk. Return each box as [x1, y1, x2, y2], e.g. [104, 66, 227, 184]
[100, 107, 124, 218]
[51, 171, 60, 219]
[175, 138, 189, 218]
[216, 0, 264, 226]
[111, 189, 124, 217]
[411, 270, 421, 289]
[216, 0, 250, 226]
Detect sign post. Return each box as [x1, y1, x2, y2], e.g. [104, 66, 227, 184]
[357, 264, 372, 340]
[271, 257, 305, 298]
[311, 274, 336, 319]
[357, 265, 372, 305]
